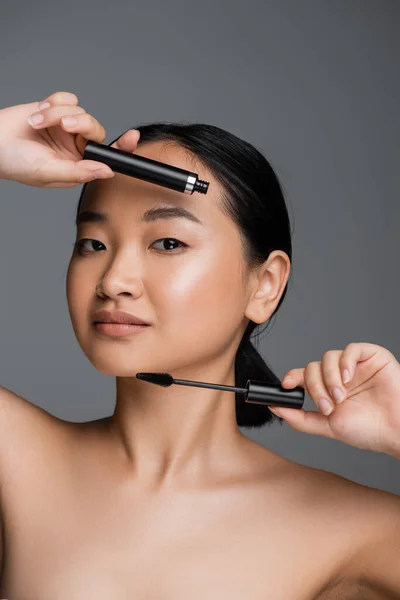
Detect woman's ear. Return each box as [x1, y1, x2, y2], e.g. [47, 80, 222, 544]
[245, 251, 290, 324]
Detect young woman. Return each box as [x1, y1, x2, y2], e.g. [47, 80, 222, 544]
[0, 90, 399, 599]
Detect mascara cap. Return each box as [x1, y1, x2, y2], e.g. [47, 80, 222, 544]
[245, 380, 304, 408]
[83, 140, 209, 194]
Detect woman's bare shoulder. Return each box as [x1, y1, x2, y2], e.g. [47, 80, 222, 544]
[277, 453, 400, 521]
[0, 385, 70, 466]
[274, 452, 400, 583]
[0, 383, 64, 424]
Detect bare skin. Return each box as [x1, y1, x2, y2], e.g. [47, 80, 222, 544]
[0, 392, 388, 599]
[0, 110, 394, 598]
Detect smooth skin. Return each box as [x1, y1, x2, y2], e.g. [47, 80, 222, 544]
[0, 91, 399, 599]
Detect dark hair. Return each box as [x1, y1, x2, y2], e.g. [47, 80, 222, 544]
[76, 122, 293, 429]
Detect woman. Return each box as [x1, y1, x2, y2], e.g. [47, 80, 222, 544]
[0, 90, 399, 599]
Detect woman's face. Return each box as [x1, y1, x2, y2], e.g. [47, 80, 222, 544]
[66, 141, 252, 377]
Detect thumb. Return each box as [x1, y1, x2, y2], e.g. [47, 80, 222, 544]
[269, 406, 335, 439]
[39, 157, 114, 187]
[110, 129, 141, 152]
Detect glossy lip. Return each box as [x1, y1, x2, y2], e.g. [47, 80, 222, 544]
[94, 322, 149, 337]
[92, 309, 150, 326]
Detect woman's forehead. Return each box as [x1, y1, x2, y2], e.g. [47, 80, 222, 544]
[135, 139, 203, 171]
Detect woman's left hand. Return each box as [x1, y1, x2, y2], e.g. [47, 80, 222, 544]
[269, 342, 400, 456]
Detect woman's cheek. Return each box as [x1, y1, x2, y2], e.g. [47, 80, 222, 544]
[165, 259, 242, 332]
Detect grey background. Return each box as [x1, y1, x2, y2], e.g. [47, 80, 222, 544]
[0, 0, 399, 494]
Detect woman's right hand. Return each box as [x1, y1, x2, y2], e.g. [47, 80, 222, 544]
[0, 90, 140, 188]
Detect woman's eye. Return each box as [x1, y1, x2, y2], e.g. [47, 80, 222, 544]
[151, 238, 188, 252]
[73, 239, 105, 254]
[73, 238, 187, 255]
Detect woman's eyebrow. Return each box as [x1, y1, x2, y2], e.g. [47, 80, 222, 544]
[75, 205, 204, 227]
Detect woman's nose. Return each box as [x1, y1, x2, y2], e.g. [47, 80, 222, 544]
[95, 270, 144, 300]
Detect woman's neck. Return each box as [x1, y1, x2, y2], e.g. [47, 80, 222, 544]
[106, 364, 248, 490]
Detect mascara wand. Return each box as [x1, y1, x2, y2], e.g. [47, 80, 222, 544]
[135, 373, 304, 409]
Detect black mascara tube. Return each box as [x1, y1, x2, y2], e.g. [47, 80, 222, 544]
[83, 140, 209, 195]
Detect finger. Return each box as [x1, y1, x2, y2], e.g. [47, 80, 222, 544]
[304, 361, 336, 415]
[111, 129, 141, 152]
[61, 112, 106, 156]
[281, 364, 335, 416]
[269, 406, 336, 438]
[59, 112, 108, 153]
[28, 106, 108, 157]
[340, 342, 385, 386]
[28, 105, 87, 129]
[38, 90, 79, 107]
[38, 157, 114, 188]
[321, 350, 347, 405]
[281, 370, 297, 387]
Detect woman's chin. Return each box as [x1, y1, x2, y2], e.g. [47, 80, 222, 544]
[93, 365, 141, 377]
[86, 356, 157, 378]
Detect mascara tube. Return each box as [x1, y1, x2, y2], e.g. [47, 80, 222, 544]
[83, 140, 209, 195]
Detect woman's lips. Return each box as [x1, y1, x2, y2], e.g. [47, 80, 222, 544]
[94, 322, 150, 337]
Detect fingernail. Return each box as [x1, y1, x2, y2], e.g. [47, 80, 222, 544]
[319, 398, 333, 415]
[61, 117, 78, 127]
[38, 101, 51, 110]
[332, 387, 345, 404]
[93, 169, 114, 179]
[343, 369, 350, 384]
[28, 113, 44, 126]
[61, 116, 78, 127]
